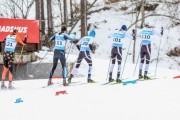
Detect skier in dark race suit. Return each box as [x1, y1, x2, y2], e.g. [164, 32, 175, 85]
[48, 26, 76, 86]
[108, 25, 132, 83]
[138, 24, 162, 79]
[68, 30, 96, 84]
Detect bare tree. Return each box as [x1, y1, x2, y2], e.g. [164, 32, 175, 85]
[40, 0, 45, 35]
[140, 0, 145, 28]
[70, 0, 73, 24]
[63, 0, 67, 28]
[81, 0, 87, 37]
[47, 0, 53, 36]
[8, 0, 35, 19]
[57, 0, 63, 24]
[35, 0, 40, 20]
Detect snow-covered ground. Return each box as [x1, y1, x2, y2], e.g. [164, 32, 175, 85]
[0, 1, 180, 120]
[1, 54, 180, 120]
[66, 0, 180, 70]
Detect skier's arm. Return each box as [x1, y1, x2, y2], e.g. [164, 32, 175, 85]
[64, 33, 76, 41]
[23, 34, 28, 44]
[125, 33, 133, 40]
[136, 29, 141, 37]
[76, 39, 82, 51]
[153, 30, 161, 37]
[89, 38, 95, 53]
[108, 28, 118, 38]
[48, 35, 55, 42]
[89, 44, 95, 53]
[16, 35, 26, 46]
[76, 45, 80, 51]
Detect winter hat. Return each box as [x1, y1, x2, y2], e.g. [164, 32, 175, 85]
[88, 30, 96, 38]
[121, 25, 127, 31]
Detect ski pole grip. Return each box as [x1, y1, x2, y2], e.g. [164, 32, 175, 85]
[132, 29, 136, 40]
[161, 27, 164, 36]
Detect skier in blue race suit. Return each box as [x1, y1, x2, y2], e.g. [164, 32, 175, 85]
[138, 24, 162, 79]
[68, 30, 96, 84]
[48, 26, 76, 86]
[108, 25, 133, 83]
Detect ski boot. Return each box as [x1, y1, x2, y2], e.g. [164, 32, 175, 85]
[87, 78, 95, 83]
[144, 75, 151, 80]
[1, 81, 7, 89]
[8, 81, 14, 89]
[63, 78, 67, 86]
[138, 74, 144, 79]
[109, 78, 115, 83]
[116, 74, 122, 83]
[144, 71, 151, 80]
[116, 78, 122, 83]
[68, 74, 73, 84]
[47, 78, 53, 86]
[109, 73, 115, 82]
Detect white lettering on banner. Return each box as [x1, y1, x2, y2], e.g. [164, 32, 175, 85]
[0, 26, 28, 33]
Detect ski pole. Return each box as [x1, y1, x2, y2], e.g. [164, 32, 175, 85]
[16, 45, 24, 69]
[66, 41, 73, 60]
[120, 39, 132, 79]
[133, 44, 141, 77]
[14, 45, 24, 79]
[105, 57, 112, 81]
[154, 27, 163, 77]
[28, 51, 49, 78]
[28, 44, 54, 78]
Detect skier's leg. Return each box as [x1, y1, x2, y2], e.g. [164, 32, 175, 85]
[109, 47, 116, 81]
[48, 56, 58, 85]
[84, 51, 94, 83]
[139, 45, 145, 79]
[1, 52, 9, 89]
[8, 60, 14, 89]
[116, 47, 122, 83]
[59, 52, 67, 86]
[144, 44, 151, 79]
[68, 52, 83, 83]
[1, 66, 8, 89]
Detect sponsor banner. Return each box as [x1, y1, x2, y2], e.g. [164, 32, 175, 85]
[0, 18, 39, 43]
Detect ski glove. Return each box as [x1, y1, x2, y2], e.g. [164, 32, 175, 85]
[161, 27, 164, 36]
[76, 45, 80, 51]
[23, 34, 28, 44]
[132, 29, 136, 40]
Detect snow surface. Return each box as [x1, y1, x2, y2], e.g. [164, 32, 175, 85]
[1, 54, 180, 120]
[0, 1, 180, 120]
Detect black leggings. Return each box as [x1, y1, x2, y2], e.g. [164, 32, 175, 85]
[111, 47, 122, 65]
[49, 50, 66, 78]
[75, 51, 92, 68]
[3, 51, 14, 74]
[140, 44, 151, 64]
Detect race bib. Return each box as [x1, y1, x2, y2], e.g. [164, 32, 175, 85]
[4, 37, 17, 52]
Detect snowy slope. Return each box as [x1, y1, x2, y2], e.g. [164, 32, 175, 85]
[0, 54, 180, 120]
[1, 1, 180, 119]
[68, 0, 180, 70]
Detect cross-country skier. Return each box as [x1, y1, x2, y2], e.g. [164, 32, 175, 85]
[138, 23, 162, 79]
[68, 30, 96, 84]
[1, 29, 27, 89]
[108, 25, 133, 83]
[48, 26, 76, 86]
